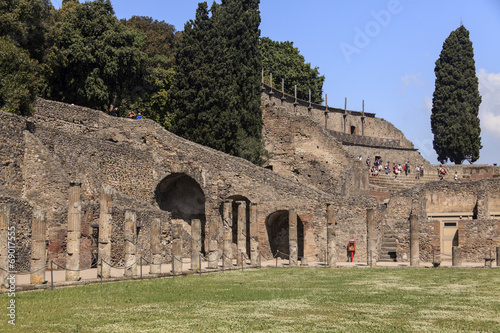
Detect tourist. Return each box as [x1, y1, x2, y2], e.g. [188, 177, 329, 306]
[127, 110, 136, 118]
[439, 165, 447, 180]
[454, 172, 458, 181]
[415, 165, 420, 179]
[136, 112, 143, 119]
[111, 107, 118, 117]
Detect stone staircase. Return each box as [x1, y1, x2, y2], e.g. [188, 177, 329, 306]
[379, 227, 397, 262]
[369, 173, 441, 191]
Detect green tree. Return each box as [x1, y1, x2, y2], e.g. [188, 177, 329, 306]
[260, 37, 324, 104]
[41, 0, 147, 112]
[431, 25, 482, 164]
[0, 36, 40, 116]
[121, 16, 179, 125]
[0, 0, 53, 62]
[170, 0, 264, 165]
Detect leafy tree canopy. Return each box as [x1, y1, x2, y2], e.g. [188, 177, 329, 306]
[0, 0, 53, 62]
[170, 0, 265, 165]
[431, 25, 482, 164]
[0, 36, 40, 116]
[41, 0, 147, 112]
[260, 37, 324, 104]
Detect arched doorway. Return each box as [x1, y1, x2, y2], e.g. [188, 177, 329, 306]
[266, 210, 304, 259]
[155, 173, 206, 253]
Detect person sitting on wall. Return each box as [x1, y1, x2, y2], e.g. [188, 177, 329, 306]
[135, 112, 143, 119]
[439, 165, 447, 180]
[454, 172, 459, 181]
[127, 110, 136, 118]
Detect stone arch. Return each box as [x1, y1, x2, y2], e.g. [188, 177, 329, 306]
[265, 210, 304, 259]
[155, 173, 206, 253]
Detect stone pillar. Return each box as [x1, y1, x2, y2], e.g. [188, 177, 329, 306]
[249, 203, 259, 266]
[366, 208, 377, 267]
[0, 204, 11, 289]
[66, 181, 82, 281]
[124, 211, 137, 277]
[97, 186, 113, 278]
[222, 200, 233, 268]
[207, 216, 218, 269]
[150, 218, 162, 275]
[361, 100, 365, 136]
[326, 203, 336, 267]
[289, 209, 298, 266]
[452, 246, 462, 267]
[236, 201, 247, 266]
[171, 224, 183, 275]
[30, 210, 47, 284]
[497, 247, 500, 267]
[410, 212, 420, 267]
[191, 219, 201, 270]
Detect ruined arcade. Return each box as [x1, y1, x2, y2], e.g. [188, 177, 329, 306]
[0, 82, 499, 287]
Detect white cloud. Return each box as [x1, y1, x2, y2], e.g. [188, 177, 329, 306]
[423, 95, 432, 114]
[400, 73, 425, 95]
[478, 69, 500, 139]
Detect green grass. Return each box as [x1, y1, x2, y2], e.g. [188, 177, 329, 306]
[2, 267, 500, 332]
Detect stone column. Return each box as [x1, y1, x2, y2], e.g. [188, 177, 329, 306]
[366, 208, 377, 267]
[66, 181, 82, 281]
[249, 203, 259, 266]
[150, 218, 162, 275]
[497, 247, 500, 267]
[410, 212, 420, 267]
[171, 223, 183, 275]
[98, 186, 113, 278]
[236, 201, 247, 266]
[30, 210, 47, 284]
[191, 219, 201, 270]
[124, 211, 137, 277]
[0, 204, 11, 289]
[207, 216, 218, 269]
[289, 209, 298, 266]
[343, 97, 348, 133]
[452, 246, 462, 267]
[222, 200, 233, 268]
[326, 203, 336, 267]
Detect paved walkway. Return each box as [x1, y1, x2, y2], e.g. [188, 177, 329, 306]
[8, 258, 497, 292]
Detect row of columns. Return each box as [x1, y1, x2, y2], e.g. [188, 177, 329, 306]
[221, 200, 259, 268]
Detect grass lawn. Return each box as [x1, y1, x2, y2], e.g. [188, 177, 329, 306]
[2, 267, 500, 332]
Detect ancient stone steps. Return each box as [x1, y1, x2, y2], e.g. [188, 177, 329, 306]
[369, 173, 441, 191]
[379, 229, 397, 262]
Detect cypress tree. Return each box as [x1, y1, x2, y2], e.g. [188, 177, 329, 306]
[170, 0, 264, 165]
[431, 25, 482, 164]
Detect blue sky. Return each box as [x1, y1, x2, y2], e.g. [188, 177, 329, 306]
[54, 0, 500, 165]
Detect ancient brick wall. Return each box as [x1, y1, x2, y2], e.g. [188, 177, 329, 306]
[261, 84, 428, 195]
[0, 98, 384, 271]
[385, 179, 500, 262]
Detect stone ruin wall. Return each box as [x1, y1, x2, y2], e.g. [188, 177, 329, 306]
[262, 93, 368, 197]
[384, 179, 500, 262]
[0, 99, 383, 273]
[261, 84, 429, 184]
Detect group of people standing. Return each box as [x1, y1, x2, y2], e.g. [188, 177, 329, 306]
[365, 157, 425, 179]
